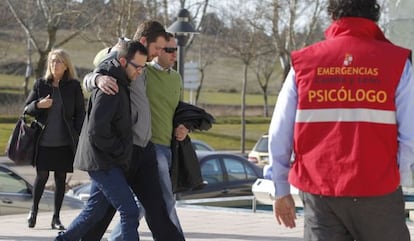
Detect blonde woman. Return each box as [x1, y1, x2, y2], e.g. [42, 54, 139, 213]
[24, 49, 85, 230]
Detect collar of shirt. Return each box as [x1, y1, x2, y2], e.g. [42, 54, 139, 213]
[150, 60, 171, 72]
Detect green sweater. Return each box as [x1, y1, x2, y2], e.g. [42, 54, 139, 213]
[146, 65, 182, 146]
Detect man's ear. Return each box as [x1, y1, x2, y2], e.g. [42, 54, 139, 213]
[139, 37, 147, 47]
[119, 57, 127, 68]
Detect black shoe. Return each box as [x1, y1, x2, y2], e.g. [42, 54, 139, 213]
[51, 215, 65, 230]
[27, 210, 37, 228]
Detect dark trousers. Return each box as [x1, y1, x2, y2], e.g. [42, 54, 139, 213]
[81, 142, 185, 241]
[300, 186, 410, 241]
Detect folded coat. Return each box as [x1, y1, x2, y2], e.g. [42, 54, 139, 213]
[171, 101, 215, 193]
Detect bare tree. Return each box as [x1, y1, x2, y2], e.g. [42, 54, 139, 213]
[251, 53, 280, 117]
[6, 0, 98, 88]
[190, 12, 226, 104]
[192, 35, 217, 104]
[265, 0, 326, 80]
[222, 10, 272, 153]
[160, 0, 170, 25]
[184, 0, 210, 53]
[89, 0, 148, 48]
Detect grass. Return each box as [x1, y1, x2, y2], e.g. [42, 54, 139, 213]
[0, 124, 268, 156]
[190, 122, 269, 151]
[0, 74, 31, 89]
[0, 120, 271, 156]
[0, 125, 270, 158]
[184, 91, 277, 106]
[1, 73, 278, 107]
[0, 123, 14, 155]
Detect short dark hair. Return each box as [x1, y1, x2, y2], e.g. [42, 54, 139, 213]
[165, 32, 174, 42]
[328, 0, 380, 22]
[119, 41, 148, 61]
[133, 20, 168, 44]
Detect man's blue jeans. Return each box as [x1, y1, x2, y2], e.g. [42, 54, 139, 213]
[56, 167, 139, 241]
[109, 144, 184, 241]
[109, 198, 145, 241]
[154, 143, 183, 233]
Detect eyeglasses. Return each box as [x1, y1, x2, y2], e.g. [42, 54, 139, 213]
[51, 59, 63, 64]
[128, 61, 146, 71]
[163, 47, 178, 53]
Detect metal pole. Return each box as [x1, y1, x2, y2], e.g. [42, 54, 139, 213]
[176, 34, 186, 78]
[175, 34, 186, 100]
[177, 44, 184, 79]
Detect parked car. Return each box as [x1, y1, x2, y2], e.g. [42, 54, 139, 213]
[191, 139, 215, 151]
[0, 164, 84, 216]
[177, 151, 263, 200]
[248, 134, 269, 167]
[67, 151, 263, 207]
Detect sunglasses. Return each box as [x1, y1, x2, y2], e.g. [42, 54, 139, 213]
[163, 47, 178, 53]
[128, 61, 146, 71]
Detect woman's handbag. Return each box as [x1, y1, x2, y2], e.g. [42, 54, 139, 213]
[5, 115, 43, 165]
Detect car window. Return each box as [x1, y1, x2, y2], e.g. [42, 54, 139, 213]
[201, 158, 223, 184]
[222, 157, 259, 181]
[223, 158, 248, 181]
[245, 165, 258, 179]
[255, 137, 268, 152]
[0, 167, 28, 193]
[192, 141, 214, 151]
[193, 143, 210, 151]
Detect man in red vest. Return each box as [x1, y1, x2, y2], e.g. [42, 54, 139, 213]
[268, 0, 414, 240]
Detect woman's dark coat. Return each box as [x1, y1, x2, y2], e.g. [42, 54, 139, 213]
[24, 76, 86, 165]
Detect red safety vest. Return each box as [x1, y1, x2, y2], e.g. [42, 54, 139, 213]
[289, 17, 411, 196]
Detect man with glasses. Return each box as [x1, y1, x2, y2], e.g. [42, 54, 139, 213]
[55, 41, 147, 241]
[127, 60, 147, 71]
[81, 21, 185, 241]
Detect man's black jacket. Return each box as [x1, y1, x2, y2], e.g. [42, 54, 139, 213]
[171, 101, 215, 193]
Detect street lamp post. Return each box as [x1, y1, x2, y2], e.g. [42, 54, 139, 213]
[167, 8, 198, 83]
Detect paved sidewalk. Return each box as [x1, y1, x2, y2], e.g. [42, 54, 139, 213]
[1, 205, 414, 241]
[0, 206, 305, 241]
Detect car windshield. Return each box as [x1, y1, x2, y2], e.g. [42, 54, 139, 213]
[255, 137, 268, 152]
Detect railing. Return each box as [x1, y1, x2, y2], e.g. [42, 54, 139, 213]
[176, 195, 259, 212]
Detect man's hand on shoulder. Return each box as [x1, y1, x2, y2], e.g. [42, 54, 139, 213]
[96, 75, 119, 95]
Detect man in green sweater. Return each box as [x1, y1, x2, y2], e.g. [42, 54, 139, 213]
[146, 32, 189, 234]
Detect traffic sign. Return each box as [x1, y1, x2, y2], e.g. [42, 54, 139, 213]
[183, 62, 200, 90]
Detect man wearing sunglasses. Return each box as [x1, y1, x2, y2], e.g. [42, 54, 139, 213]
[146, 32, 188, 233]
[81, 21, 185, 241]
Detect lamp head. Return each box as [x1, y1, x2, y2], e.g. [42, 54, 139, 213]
[167, 8, 198, 35]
